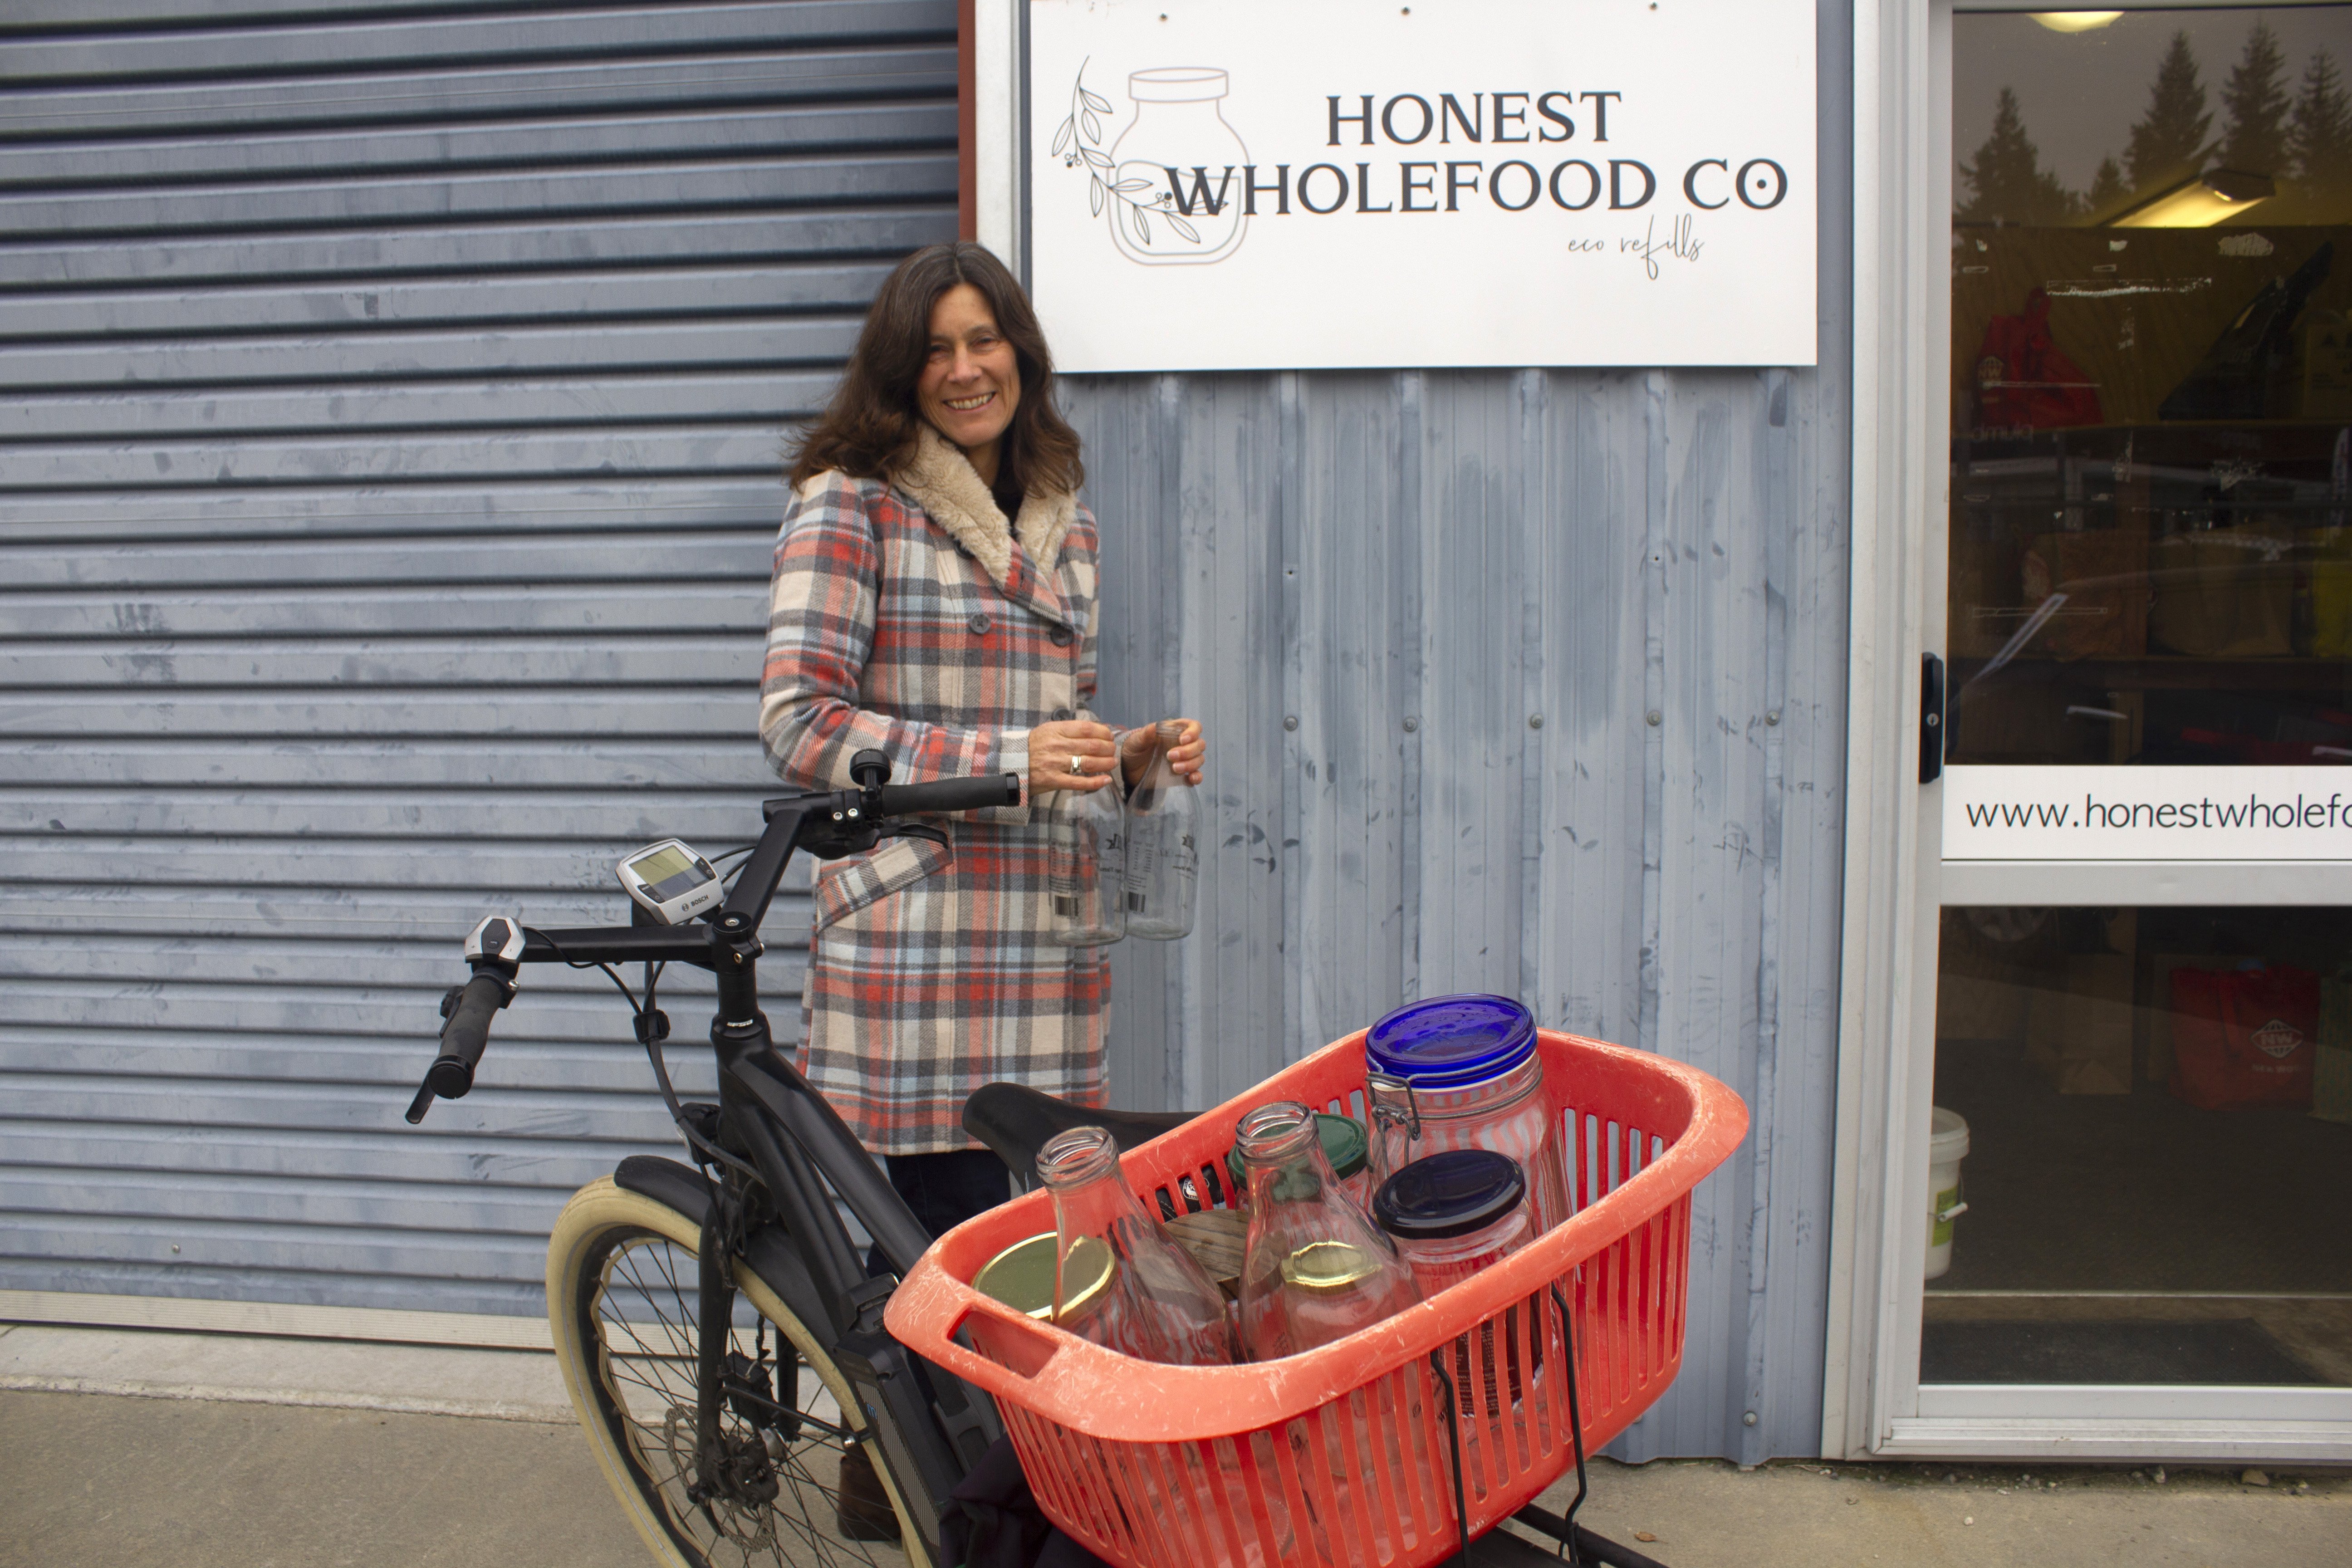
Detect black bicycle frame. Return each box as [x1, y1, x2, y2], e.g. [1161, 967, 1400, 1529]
[497, 795, 1001, 1560]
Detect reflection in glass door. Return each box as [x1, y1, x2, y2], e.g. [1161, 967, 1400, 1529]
[1935, 6, 2352, 1396]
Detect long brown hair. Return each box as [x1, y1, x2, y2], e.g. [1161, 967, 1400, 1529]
[788, 242, 1084, 501]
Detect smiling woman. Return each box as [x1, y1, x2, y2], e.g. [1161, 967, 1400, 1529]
[755, 250, 1209, 1487]
[916, 283, 1023, 489]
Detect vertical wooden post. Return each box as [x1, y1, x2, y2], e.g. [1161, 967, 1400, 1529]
[958, 0, 978, 240]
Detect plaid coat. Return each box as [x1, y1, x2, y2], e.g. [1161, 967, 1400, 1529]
[759, 426, 1111, 1156]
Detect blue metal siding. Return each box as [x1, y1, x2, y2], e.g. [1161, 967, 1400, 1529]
[1077, 5, 1853, 1460]
[0, 0, 957, 1317]
[2, 0, 1852, 1465]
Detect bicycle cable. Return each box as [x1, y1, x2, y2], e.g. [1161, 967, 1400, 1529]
[529, 929, 762, 1183]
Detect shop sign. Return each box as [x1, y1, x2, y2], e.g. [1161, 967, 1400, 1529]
[1944, 765, 2352, 861]
[1026, 0, 1818, 372]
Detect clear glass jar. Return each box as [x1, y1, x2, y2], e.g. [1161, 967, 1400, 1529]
[1043, 735, 1126, 946]
[1364, 995, 1571, 1234]
[1371, 1150, 1534, 1297]
[1234, 1102, 1419, 1360]
[1108, 69, 1250, 266]
[1038, 1125, 1235, 1366]
[1372, 1149, 1544, 1490]
[1122, 720, 1199, 940]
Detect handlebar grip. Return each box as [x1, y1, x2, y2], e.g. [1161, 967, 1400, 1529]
[426, 970, 511, 1100]
[874, 773, 1022, 817]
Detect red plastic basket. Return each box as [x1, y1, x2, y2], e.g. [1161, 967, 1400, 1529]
[888, 1029, 1748, 1568]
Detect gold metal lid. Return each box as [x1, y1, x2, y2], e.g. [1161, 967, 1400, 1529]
[973, 1232, 1116, 1323]
[1278, 1240, 1381, 1293]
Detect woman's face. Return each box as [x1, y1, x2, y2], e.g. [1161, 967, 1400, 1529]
[916, 283, 1022, 477]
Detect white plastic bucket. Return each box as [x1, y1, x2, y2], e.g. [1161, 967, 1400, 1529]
[1924, 1107, 1970, 1280]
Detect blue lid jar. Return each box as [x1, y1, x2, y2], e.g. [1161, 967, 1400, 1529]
[1365, 994, 1535, 1089]
[1372, 1149, 1528, 1240]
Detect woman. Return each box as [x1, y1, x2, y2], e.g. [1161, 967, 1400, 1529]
[760, 240, 1206, 1250]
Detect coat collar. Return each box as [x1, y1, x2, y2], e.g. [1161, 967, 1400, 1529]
[895, 425, 1078, 622]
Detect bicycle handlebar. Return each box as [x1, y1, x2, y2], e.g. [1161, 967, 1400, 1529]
[405, 760, 1015, 1123]
[405, 967, 513, 1123]
[871, 773, 1022, 817]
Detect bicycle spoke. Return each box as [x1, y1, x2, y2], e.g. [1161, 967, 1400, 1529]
[582, 1229, 903, 1567]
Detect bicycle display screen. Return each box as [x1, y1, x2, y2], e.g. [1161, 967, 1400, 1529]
[627, 845, 696, 891]
[617, 838, 722, 924]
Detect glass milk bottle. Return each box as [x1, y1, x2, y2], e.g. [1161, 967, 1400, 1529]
[1037, 1125, 1236, 1366]
[1123, 720, 1199, 940]
[1108, 68, 1250, 265]
[1233, 1102, 1420, 1360]
[1043, 739, 1126, 946]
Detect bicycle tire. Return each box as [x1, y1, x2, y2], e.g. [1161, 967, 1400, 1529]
[547, 1178, 924, 1568]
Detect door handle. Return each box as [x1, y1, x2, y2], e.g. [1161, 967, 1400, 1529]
[1920, 652, 1945, 784]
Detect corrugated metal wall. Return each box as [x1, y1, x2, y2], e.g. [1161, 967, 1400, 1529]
[3, 0, 1853, 1463]
[1074, 6, 1853, 1463]
[0, 0, 957, 1316]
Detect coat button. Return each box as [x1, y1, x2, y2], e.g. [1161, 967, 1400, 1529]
[1051, 707, 1073, 721]
[1049, 625, 1073, 646]
[968, 612, 991, 635]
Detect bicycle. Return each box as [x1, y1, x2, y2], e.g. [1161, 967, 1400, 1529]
[404, 748, 1671, 1568]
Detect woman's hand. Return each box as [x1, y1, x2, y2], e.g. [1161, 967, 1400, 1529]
[1121, 718, 1206, 789]
[1027, 718, 1121, 795]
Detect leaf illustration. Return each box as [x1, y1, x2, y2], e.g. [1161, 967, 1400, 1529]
[1166, 212, 1200, 244]
[1082, 108, 1102, 142]
[1082, 88, 1112, 113]
[1111, 178, 1152, 194]
[1052, 118, 1073, 156]
[1089, 175, 1103, 216]
[1080, 147, 1112, 171]
[1136, 210, 1151, 244]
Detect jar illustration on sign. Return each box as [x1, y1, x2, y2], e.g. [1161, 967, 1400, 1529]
[1108, 68, 1249, 265]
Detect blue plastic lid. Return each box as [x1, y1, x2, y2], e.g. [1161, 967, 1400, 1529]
[1365, 994, 1535, 1088]
[1372, 1150, 1527, 1240]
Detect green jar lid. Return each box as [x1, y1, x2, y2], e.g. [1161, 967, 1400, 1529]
[972, 1232, 1116, 1323]
[1227, 1111, 1368, 1191]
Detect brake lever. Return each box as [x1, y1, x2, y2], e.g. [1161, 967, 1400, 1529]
[882, 822, 950, 850]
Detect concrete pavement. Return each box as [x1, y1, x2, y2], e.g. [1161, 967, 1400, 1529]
[2, 1323, 2345, 1568]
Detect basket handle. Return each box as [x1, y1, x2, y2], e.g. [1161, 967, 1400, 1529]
[945, 1297, 1066, 1382]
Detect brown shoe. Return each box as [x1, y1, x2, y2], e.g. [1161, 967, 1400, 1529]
[836, 1441, 901, 1541]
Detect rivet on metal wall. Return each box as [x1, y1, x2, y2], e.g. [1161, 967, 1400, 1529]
[1743, 1410, 1759, 1426]
[1402, 715, 1420, 732]
[1527, 714, 1544, 730]
[1646, 710, 1663, 727]
[1766, 710, 1782, 727]
[1283, 715, 1299, 731]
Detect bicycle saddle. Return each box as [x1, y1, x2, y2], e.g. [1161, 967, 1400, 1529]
[962, 1082, 1193, 1185]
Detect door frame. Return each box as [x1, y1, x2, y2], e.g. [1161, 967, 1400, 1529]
[1824, 0, 2352, 1462]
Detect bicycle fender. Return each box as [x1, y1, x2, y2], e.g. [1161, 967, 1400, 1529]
[612, 1155, 832, 1341]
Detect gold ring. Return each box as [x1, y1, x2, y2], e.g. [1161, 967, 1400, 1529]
[1071, 754, 1083, 775]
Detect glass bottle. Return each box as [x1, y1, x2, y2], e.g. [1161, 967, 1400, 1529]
[1123, 720, 1200, 941]
[1037, 1125, 1236, 1366]
[1234, 1102, 1421, 1360]
[1044, 735, 1126, 946]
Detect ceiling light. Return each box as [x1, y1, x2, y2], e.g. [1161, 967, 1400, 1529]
[2030, 11, 2122, 32]
[2112, 169, 2275, 228]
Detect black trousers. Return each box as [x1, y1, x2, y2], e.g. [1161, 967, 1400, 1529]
[867, 1147, 1010, 1277]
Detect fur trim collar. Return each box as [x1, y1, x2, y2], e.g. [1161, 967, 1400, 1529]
[895, 425, 1078, 593]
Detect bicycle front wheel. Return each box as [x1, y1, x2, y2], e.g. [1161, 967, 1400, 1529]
[547, 1178, 920, 1568]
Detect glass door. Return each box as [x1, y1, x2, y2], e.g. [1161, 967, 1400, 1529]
[1928, 4, 2352, 1425]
